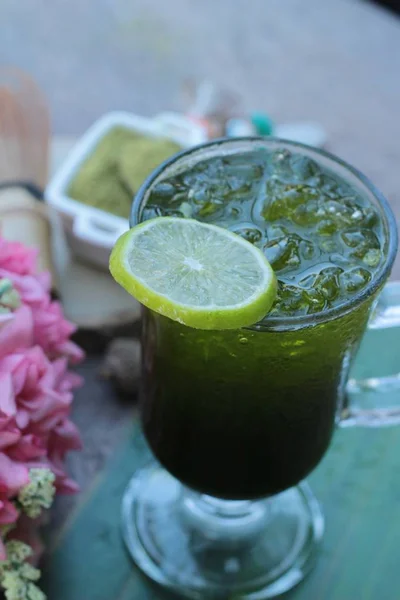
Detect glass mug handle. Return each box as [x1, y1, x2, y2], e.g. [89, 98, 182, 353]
[342, 281, 400, 427]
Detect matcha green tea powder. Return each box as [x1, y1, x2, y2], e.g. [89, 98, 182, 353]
[68, 127, 181, 219]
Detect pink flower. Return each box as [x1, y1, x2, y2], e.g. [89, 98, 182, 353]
[0, 348, 81, 435]
[31, 412, 82, 494]
[1, 348, 65, 429]
[0, 306, 33, 360]
[0, 476, 19, 524]
[0, 411, 20, 450]
[33, 301, 84, 364]
[0, 453, 29, 498]
[0, 235, 84, 562]
[0, 239, 38, 276]
[0, 238, 84, 365]
[0, 268, 83, 364]
[0, 344, 82, 496]
[0, 313, 13, 328]
[0, 269, 49, 311]
[7, 434, 46, 461]
[48, 418, 82, 457]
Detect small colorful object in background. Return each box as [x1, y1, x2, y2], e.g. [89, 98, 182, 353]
[0, 236, 84, 599]
[181, 79, 327, 148]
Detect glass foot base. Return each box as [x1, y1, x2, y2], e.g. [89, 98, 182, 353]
[122, 463, 324, 599]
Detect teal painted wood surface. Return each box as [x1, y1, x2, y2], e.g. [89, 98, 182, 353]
[42, 326, 400, 600]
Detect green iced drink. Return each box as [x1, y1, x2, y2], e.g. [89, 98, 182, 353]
[131, 140, 393, 499]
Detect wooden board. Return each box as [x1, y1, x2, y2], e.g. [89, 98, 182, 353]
[42, 326, 400, 600]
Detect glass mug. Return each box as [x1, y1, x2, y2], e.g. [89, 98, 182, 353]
[122, 139, 399, 599]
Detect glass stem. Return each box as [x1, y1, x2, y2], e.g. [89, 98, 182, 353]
[181, 489, 271, 545]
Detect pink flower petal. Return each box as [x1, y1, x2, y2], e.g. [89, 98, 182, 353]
[0, 425, 20, 450]
[0, 270, 47, 308]
[0, 306, 34, 359]
[0, 239, 38, 276]
[56, 477, 80, 494]
[0, 453, 29, 495]
[51, 418, 83, 452]
[0, 313, 14, 328]
[16, 409, 29, 429]
[7, 433, 46, 461]
[58, 340, 85, 364]
[0, 496, 19, 524]
[36, 270, 51, 292]
[0, 373, 16, 416]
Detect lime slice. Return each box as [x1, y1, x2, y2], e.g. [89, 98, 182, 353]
[109, 217, 277, 329]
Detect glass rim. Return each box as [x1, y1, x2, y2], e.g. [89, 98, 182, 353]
[131, 137, 398, 331]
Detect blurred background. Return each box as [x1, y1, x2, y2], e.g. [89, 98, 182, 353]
[1, 0, 399, 249]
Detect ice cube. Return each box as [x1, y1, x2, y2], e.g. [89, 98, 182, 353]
[316, 219, 337, 236]
[340, 268, 372, 293]
[270, 149, 294, 180]
[292, 201, 321, 226]
[319, 239, 338, 253]
[272, 283, 312, 315]
[305, 289, 327, 313]
[264, 234, 302, 271]
[152, 181, 176, 197]
[189, 185, 209, 205]
[266, 224, 290, 240]
[341, 228, 380, 249]
[232, 226, 263, 245]
[290, 155, 321, 182]
[363, 249, 382, 267]
[198, 201, 224, 218]
[262, 196, 288, 221]
[142, 206, 163, 220]
[300, 239, 316, 260]
[314, 267, 343, 301]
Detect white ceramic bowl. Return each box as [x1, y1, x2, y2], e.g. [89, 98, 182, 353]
[45, 111, 207, 269]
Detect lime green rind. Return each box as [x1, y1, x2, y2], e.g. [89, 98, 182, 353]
[109, 218, 277, 330]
